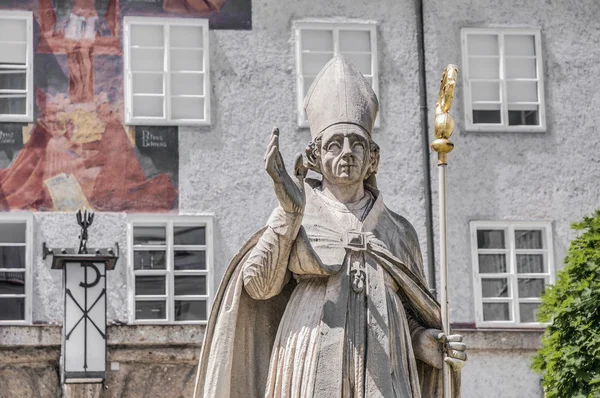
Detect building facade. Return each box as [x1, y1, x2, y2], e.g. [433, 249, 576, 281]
[0, 0, 598, 396]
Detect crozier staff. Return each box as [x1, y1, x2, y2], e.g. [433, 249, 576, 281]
[194, 56, 466, 398]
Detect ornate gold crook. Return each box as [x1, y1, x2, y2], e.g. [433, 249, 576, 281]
[431, 64, 459, 165]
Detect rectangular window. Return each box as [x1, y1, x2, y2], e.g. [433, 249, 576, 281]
[128, 216, 213, 324]
[461, 28, 546, 132]
[294, 21, 379, 127]
[124, 17, 210, 126]
[0, 214, 32, 324]
[471, 221, 554, 327]
[0, 11, 33, 122]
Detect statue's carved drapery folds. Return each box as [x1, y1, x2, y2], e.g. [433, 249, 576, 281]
[194, 56, 464, 397]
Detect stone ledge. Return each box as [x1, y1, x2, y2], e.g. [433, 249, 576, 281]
[455, 329, 543, 350]
[0, 324, 206, 348]
[0, 324, 542, 351]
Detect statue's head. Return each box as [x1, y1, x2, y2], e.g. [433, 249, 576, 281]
[303, 56, 380, 187]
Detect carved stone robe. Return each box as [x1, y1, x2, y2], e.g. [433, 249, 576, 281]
[194, 180, 443, 398]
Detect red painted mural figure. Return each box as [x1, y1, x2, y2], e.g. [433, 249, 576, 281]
[38, 0, 120, 103]
[163, 0, 226, 13]
[0, 90, 177, 212]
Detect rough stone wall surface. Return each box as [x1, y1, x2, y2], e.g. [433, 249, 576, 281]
[462, 350, 543, 398]
[33, 213, 129, 323]
[423, 0, 600, 323]
[0, 326, 202, 398]
[178, 0, 430, 289]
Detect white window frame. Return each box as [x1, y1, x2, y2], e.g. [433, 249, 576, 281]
[127, 215, 214, 325]
[461, 28, 546, 133]
[123, 17, 210, 126]
[294, 21, 379, 128]
[471, 220, 555, 328]
[0, 11, 34, 123]
[0, 213, 33, 325]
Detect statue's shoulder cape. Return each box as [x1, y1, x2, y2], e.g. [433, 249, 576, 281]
[194, 188, 445, 397]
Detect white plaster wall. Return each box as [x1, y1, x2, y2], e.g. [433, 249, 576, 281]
[462, 350, 543, 398]
[33, 213, 129, 323]
[31, 0, 431, 322]
[179, 0, 430, 291]
[423, 0, 600, 323]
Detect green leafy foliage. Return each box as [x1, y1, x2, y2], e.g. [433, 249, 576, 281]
[532, 210, 600, 398]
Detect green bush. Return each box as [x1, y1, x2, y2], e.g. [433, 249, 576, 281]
[532, 210, 600, 398]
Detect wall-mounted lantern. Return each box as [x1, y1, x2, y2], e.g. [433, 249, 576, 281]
[43, 210, 119, 385]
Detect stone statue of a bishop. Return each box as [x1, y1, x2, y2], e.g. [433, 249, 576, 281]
[194, 56, 466, 398]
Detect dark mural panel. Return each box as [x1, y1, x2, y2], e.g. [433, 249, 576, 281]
[0, 0, 253, 211]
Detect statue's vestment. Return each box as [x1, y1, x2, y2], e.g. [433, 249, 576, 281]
[195, 180, 444, 398]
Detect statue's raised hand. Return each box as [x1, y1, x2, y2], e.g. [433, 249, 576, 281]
[264, 127, 307, 214]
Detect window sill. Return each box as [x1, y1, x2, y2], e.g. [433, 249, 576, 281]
[0, 116, 33, 123]
[125, 119, 211, 127]
[450, 326, 544, 350]
[464, 126, 547, 133]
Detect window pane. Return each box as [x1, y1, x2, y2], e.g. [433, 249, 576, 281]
[342, 53, 371, 75]
[507, 81, 537, 102]
[171, 96, 204, 120]
[0, 42, 26, 65]
[515, 230, 543, 249]
[478, 254, 506, 273]
[505, 35, 536, 56]
[0, 19, 27, 42]
[0, 247, 26, 269]
[468, 57, 499, 79]
[339, 30, 371, 52]
[0, 297, 25, 321]
[467, 34, 498, 56]
[302, 52, 333, 75]
[174, 251, 206, 270]
[0, 70, 26, 91]
[303, 76, 315, 96]
[174, 226, 205, 245]
[170, 49, 203, 72]
[301, 30, 333, 52]
[135, 275, 165, 295]
[170, 25, 203, 48]
[133, 96, 163, 118]
[0, 223, 26, 243]
[130, 48, 164, 72]
[519, 303, 540, 323]
[171, 73, 204, 96]
[135, 300, 166, 320]
[130, 24, 164, 47]
[174, 275, 206, 295]
[134, 226, 166, 245]
[477, 229, 505, 249]
[481, 278, 508, 298]
[517, 254, 545, 273]
[0, 271, 25, 294]
[471, 81, 500, 102]
[132, 73, 163, 95]
[482, 302, 509, 321]
[518, 278, 545, 298]
[133, 250, 166, 270]
[508, 109, 539, 126]
[175, 300, 206, 321]
[506, 57, 537, 79]
[473, 110, 501, 124]
[0, 96, 26, 115]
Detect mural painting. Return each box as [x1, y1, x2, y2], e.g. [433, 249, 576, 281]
[0, 0, 250, 212]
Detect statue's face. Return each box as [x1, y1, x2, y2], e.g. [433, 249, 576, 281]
[319, 125, 371, 186]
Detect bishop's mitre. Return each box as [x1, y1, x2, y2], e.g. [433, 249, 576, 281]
[303, 55, 379, 139]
